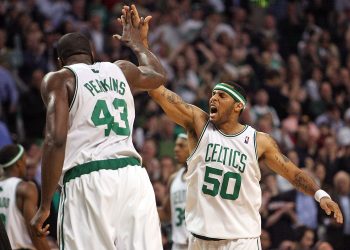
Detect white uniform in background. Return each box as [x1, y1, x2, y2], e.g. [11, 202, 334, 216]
[58, 62, 161, 250]
[186, 122, 262, 250]
[0, 177, 34, 249]
[170, 167, 189, 250]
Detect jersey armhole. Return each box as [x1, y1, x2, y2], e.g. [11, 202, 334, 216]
[63, 66, 78, 111]
[187, 120, 210, 162]
[253, 130, 258, 163]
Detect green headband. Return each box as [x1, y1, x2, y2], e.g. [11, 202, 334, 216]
[213, 83, 247, 108]
[177, 133, 188, 140]
[0, 145, 24, 168]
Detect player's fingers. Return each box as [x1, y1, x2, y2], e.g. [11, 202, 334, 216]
[120, 15, 126, 26]
[131, 4, 140, 26]
[122, 8, 128, 25]
[144, 15, 152, 25]
[113, 34, 122, 40]
[331, 203, 343, 224]
[321, 202, 331, 215]
[125, 6, 132, 25]
[37, 224, 50, 237]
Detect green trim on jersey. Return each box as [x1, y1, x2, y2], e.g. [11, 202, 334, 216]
[215, 124, 248, 137]
[63, 157, 141, 184]
[63, 66, 78, 111]
[187, 121, 210, 162]
[60, 185, 66, 250]
[254, 131, 258, 162]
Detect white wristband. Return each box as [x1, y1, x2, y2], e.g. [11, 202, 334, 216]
[314, 189, 331, 203]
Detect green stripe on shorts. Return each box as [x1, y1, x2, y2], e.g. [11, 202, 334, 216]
[63, 157, 141, 184]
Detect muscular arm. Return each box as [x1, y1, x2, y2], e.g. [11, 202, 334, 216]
[114, 6, 166, 91]
[116, 59, 166, 91]
[257, 133, 319, 196]
[257, 132, 343, 223]
[17, 182, 50, 250]
[40, 72, 69, 210]
[148, 86, 208, 139]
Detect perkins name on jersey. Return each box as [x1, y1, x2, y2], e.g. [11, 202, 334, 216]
[84, 77, 126, 96]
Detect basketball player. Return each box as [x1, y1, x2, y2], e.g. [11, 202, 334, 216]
[129, 6, 344, 249]
[30, 5, 166, 250]
[158, 133, 190, 250]
[0, 144, 50, 250]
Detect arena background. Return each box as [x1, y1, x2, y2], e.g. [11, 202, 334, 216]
[0, 0, 350, 249]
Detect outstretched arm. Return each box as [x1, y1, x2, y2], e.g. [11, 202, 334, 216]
[114, 5, 166, 90]
[31, 71, 69, 237]
[257, 132, 343, 224]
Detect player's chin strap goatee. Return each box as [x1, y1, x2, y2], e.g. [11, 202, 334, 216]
[213, 83, 247, 109]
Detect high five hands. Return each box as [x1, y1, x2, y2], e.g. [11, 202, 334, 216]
[114, 5, 152, 49]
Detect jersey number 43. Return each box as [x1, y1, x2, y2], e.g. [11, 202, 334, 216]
[91, 98, 130, 136]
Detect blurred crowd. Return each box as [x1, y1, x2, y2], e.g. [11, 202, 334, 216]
[0, 0, 350, 249]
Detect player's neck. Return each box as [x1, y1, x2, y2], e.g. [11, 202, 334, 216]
[65, 54, 93, 66]
[217, 122, 245, 135]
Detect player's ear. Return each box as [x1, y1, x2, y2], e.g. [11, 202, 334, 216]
[235, 102, 244, 113]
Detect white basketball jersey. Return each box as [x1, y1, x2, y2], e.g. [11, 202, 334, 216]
[186, 122, 261, 239]
[170, 167, 189, 245]
[0, 177, 34, 249]
[61, 62, 141, 184]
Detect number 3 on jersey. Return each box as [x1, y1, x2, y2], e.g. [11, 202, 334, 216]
[91, 98, 130, 136]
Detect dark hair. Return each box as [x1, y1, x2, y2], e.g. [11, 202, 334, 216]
[57, 33, 92, 61]
[223, 81, 247, 101]
[0, 145, 20, 166]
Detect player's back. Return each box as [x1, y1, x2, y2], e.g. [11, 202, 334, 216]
[61, 62, 141, 184]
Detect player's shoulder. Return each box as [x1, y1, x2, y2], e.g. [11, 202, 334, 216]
[168, 171, 179, 187]
[255, 131, 271, 142]
[43, 68, 74, 83]
[16, 181, 38, 199]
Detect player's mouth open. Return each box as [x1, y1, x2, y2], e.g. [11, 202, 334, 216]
[210, 106, 218, 118]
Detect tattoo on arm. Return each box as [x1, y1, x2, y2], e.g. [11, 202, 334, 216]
[265, 134, 291, 174]
[161, 88, 192, 109]
[292, 172, 317, 195]
[281, 154, 290, 163]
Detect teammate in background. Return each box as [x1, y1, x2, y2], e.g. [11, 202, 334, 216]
[0, 144, 50, 250]
[158, 133, 190, 250]
[30, 5, 166, 250]
[129, 6, 344, 250]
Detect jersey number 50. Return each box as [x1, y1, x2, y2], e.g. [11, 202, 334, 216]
[202, 166, 241, 200]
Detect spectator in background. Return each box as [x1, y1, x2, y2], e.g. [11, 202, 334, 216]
[294, 225, 315, 250]
[20, 69, 46, 140]
[326, 171, 350, 250]
[250, 89, 280, 128]
[0, 65, 18, 133]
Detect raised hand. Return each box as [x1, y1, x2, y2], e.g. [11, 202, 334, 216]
[116, 4, 152, 49]
[113, 5, 144, 48]
[130, 4, 152, 48]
